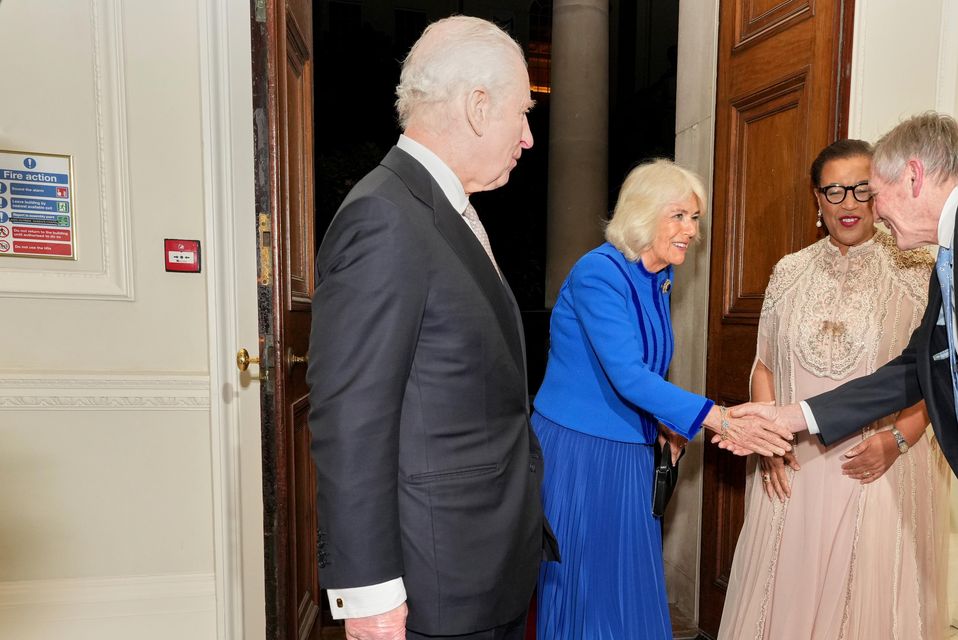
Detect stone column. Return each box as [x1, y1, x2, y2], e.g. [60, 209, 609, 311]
[663, 0, 720, 624]
[545, 0, 609, 306]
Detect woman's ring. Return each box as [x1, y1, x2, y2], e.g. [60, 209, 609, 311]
[762, 474, 771, 482]
[862, 471, 872, 478]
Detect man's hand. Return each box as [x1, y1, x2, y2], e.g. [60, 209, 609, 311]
[345, 603, 408, 640]
[841, 431, 900, 484]
[705, 403, 794, 457]
[729, 402, 808, 434]
[712, 402, 809, 455]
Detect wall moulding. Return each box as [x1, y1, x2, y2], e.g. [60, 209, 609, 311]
[0, 0, 134, 301]
[0, 373, 210, 411]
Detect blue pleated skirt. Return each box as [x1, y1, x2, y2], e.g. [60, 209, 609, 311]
[533, 411, 672, 640]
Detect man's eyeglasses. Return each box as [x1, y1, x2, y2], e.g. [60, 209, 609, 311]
[817, 181, 872, 205]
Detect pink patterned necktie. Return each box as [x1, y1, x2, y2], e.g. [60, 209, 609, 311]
[462, 203, 501, 277]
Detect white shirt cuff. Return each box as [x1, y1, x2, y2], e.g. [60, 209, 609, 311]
[326, 578, 406, 620]
[799, 401, 820, 435]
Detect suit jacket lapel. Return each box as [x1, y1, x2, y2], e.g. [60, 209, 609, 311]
[432, 198, 525, 373]
[501, 276, 529, 402]
[380, 148, 525, 374]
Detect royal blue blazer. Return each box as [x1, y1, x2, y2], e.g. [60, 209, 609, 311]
[533, 242, 713, 443]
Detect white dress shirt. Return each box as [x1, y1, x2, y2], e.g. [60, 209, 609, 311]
[325, 135, 470, 620]
[801, 185, 958, 435]
[398, 134, 470, 214]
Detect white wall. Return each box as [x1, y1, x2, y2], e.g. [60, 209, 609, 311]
[0, 1, 262, 638]
[847, 0, 958, 139]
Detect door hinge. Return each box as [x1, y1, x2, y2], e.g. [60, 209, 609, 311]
[254, 0, 267, 23]
[258, 212, 272, 286]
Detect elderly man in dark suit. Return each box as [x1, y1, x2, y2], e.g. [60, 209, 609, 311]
[730, 111, 958, 474]
[306, 16, 552, 640]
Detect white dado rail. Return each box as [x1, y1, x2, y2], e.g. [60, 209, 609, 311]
[0, 373, 210, 410]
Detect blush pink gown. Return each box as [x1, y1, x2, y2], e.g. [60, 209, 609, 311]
[719, 232, 950, 640]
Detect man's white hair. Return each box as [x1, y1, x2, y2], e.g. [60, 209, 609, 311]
[395, 16, 526, 130]
[873, 111, 958, 184]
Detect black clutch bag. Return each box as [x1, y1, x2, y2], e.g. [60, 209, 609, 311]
[652, 441, 683, 518]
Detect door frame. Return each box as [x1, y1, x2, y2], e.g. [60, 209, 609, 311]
[249, 0, 322, 637]
[198, 0, 265, 638]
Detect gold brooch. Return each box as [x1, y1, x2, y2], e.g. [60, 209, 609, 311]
[661, 279, 672, 294]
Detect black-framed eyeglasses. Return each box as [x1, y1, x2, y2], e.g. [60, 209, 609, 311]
[817, 181, 872, 204]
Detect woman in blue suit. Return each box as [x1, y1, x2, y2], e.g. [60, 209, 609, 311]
[533, 160, 788, 639]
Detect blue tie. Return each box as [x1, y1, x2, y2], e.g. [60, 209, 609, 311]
[936, 246, 958, 410]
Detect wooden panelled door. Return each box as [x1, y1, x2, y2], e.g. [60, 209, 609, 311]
[251, 0, 322, 639]
[698, 1, 854, 636]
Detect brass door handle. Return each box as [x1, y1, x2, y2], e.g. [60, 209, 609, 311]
[287, 347, 308, 374]
[237, 348, 269, 381]
[236, 348, 259, 371]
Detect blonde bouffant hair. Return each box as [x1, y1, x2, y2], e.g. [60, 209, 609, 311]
[605, 159, 707, 262]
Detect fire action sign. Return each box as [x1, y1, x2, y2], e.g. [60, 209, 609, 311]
[0, 150, 76, 260]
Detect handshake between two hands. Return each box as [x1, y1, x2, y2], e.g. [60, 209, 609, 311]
[707, 401, 806, 457]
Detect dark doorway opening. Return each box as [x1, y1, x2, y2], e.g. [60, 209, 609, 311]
[313, 0, 678, 394]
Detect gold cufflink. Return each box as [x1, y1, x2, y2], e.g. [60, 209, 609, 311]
[336, 598, 344, 608]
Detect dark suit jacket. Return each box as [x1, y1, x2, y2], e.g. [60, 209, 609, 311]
[306, 147, 550, 635]
[807, 214, 958, 471]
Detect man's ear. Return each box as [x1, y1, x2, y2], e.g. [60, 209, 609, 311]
[465, 87, 488, 137]
[907, 157, 924, 198]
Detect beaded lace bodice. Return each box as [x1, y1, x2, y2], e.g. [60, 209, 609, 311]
[758, 231, 933, 403]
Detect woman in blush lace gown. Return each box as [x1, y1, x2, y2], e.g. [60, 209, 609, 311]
[719, 139, 950, 640]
